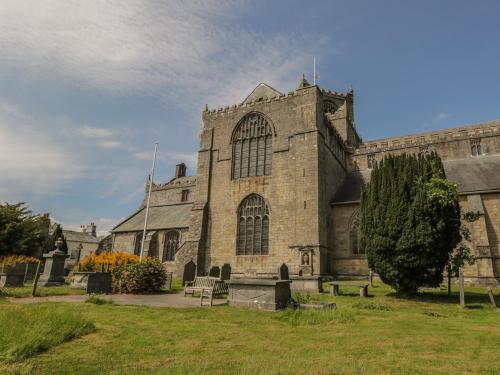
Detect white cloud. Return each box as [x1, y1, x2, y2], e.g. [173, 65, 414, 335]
[0, 100, 81, 201]
[98, 140, 122, 149]
[133, 150, 197, 170]
[433, 113, 449, 121]
[0, 1, 328, 110]
[77, 126, 115, 138]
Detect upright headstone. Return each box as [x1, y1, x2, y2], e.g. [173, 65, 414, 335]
[459, 269, 465, 308]
[221, 263, 231, 281]
[209, 266, 221, 278]
[279, 263, 289, 280]
[182, 261, 196, 286]
[38, 238, 69, 287]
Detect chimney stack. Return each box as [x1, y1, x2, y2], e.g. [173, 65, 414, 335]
[89, 222, 97, 237]
[175, 163, 186, 179]
[80, 225, 87, 233]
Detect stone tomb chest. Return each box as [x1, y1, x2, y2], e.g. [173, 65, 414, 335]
[227, 278, 292, 310]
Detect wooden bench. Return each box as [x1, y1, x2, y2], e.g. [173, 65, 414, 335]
[329, 281, 369, 297]
[184, 276, 229, 306]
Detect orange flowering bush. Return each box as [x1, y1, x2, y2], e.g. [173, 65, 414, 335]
[78, 251, 139, 272]
[0, 255, 39, 265]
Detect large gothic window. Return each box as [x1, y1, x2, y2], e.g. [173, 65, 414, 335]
[163, 231, 180, 261]
[232, 113, 273, 179]
[236, 194, 270, 255]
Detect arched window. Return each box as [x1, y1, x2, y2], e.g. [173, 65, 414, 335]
[148, 232, 159, 259]
[471, 139, 482, 156]
[232, 112, 273, 179]
[134, 233, 143, 256]
[236, 194, 270, 255]
[324, 100, 338, 114]
[164, 231, 180, 261]
[349, 215, 365, 255]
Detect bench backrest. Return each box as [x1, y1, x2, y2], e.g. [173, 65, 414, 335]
[193, 276, 218, 288]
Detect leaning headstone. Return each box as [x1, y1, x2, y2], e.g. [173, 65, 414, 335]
[38, 237, 69, 287]
[459, 269, 465, 308]
[279, 263, 289, 280]
[221, 263, 231, 281]
[486, 287, 497, 309]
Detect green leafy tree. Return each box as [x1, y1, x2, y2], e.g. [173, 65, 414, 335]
[0, 203, 51, 258]
[445, 211, 479, 295]
[360, 153, 462, 294]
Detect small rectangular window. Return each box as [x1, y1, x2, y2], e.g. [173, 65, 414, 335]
[181, 190, 190, 202]
[367, 154, 376, 169]
[470, 139, 482, 156]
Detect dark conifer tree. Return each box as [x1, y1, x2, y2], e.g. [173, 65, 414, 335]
[360, 153, 461, 294]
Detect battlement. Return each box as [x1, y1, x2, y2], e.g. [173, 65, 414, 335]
[202, 83, 352, 119]
[203, 87, 317, 118]
[354, 119, 500, 155]
[150, 176, 197, 191]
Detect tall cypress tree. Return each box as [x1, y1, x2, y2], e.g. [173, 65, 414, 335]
[360, 153, 461, 294]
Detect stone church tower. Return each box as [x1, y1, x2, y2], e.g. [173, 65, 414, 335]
[189, 77, 359, 288]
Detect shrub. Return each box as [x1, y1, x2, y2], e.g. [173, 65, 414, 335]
[78, 251, 139, 272]
[0, 255, 39, 265]
[113, 257, 167, 294]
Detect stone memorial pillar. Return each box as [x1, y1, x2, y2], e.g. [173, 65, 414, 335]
[38, 237, 69, 287]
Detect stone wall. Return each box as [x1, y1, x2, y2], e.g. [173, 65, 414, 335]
[201, 86, 330, 277]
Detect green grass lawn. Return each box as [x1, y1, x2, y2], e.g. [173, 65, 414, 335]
[0, 283, 499, 375]
[0, 282, 86, 298]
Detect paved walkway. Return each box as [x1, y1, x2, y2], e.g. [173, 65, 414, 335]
[9, 292, 228, 308]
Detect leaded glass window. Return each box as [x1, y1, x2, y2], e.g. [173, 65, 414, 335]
[350, 219, 365, 255]
[164, 231, 180, 261]
[324, 100, 338, 114]
[232, 113, 273, 179]
[236, 194, 270, 255]
[367, 153, 376, 169]
[471, 139, 482, 156]
[134, 233, 143, 256]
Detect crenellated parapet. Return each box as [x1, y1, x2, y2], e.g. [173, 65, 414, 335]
[202, 88, 315, 119]
[354, 120, 500, 155]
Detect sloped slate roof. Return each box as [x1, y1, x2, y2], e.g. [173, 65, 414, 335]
[63, 230, 100, 243]
[112, 204, 192, 233]
[442, 155, 500, 194]
[331, 155, 500, 204]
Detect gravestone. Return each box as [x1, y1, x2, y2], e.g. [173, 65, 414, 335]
[182, 261, 196, 286]
[209, 266, 221, 278]
[279, 263, 289, 280]
[221, 263, 231, 281]
[38, 238, 69, 287]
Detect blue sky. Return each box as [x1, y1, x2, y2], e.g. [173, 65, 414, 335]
[1, 0, 499, 234]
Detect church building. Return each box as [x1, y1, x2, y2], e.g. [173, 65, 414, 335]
[112, 78, 500, 288]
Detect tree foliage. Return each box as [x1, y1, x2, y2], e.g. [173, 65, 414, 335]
[360, 153, 462, 294]
[0, 203, 51, 258]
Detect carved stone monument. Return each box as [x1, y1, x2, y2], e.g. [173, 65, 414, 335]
[38, 237, 69, 287]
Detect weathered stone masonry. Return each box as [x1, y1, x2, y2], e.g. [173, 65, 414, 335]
[112, 79, 500, 286]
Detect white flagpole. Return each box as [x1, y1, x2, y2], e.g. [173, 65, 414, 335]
[140, 142, 158, 262]
[313, 56, 316, 85]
